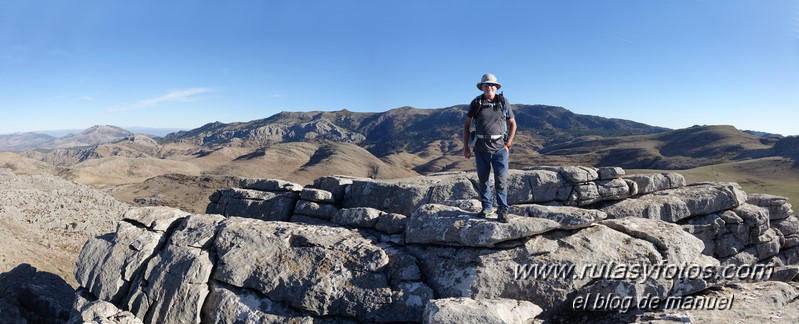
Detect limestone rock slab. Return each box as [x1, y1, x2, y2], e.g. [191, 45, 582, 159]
[406, 204, 561, 247]
[602, 183, 747, 222]
[423, 297, 542, 324]
[601, 218, 707, 264]
[343, 175, 478, 216]
[212, 218, 430, 322]
[511, 204, 607, 229]
[410, 225, 666, 317]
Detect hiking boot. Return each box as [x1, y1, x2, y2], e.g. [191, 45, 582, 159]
[497, 209, 509, 223]
[478, 208, 495, 218]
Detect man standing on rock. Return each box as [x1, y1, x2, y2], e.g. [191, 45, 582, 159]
[463, 73, 517, 223]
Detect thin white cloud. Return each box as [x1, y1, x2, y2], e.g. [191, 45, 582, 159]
[606, 34, 634, 44]
[80, 96, 94, 101]
[107, 87, 214, 112]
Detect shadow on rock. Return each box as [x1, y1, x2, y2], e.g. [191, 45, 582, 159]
[0, 263, 76, 324]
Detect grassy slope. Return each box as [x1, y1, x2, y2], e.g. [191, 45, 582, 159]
[631, 157, 799, 205]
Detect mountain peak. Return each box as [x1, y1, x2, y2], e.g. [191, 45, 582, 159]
[82, 125, 131, 133]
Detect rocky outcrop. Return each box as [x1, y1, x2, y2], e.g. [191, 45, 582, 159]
[72, 166, 799, 323]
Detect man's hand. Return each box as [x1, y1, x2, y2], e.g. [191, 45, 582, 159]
[464, 147, 472, 159]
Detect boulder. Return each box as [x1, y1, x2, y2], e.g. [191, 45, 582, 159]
[622, 172, 685, 195]
[773, 216, 799, 237]
[598, 166, 625, 180]
[311, 175, 357, 204]
[596, 178, 633, 201]
[299, 188, 335, 203]
[747, 194, 794, 220]
[239, 178, 303, 192]
[71, 300, 143, 324]
[343, 175, 478, 216]
[506, 169, 567, 204]
[531, 166, 599, 184]
[294, 200, 339, 220]
[206, 188, 298, 221]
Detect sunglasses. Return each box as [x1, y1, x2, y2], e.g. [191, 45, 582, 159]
[481, 83, 497, 88]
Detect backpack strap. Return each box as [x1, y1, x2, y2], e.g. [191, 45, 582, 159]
[497, 92, 510, 139]
[470, 95, 485, 118]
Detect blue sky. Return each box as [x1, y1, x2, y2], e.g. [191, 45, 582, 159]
[1, 0, 797, 136]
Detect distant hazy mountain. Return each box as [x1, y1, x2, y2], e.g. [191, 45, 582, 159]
[124, 127, 188, 138]
[1, 125, 132, 152]
[0, 132, 56, 151]
[0, 126, 185, 152]
[743, 130, 784, 139]
[37, 125, 133, 149]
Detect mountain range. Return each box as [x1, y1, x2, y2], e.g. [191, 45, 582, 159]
[1, 103, 796, 212]
[7, 104, 794, 169]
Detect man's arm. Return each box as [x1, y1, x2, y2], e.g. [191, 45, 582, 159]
[505, 117, 517, 151]
[463, 117, 472, 158]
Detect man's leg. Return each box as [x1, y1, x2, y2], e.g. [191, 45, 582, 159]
[492, 148, 510, 214]
[475, 151, 493, 215]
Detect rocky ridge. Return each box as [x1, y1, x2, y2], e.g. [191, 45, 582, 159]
[70, 166, 799, 323]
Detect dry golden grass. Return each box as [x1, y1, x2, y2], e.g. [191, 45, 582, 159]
[0, 152, 58, 175]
